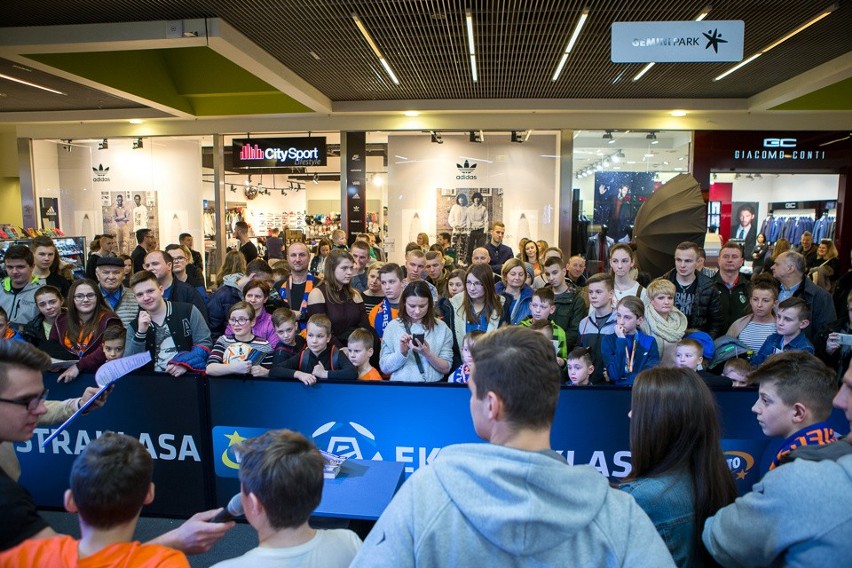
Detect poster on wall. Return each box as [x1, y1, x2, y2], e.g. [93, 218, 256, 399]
[593, 172, 656, 242]
[436, 187, 504, 267]
[101, 191, 159, 256]
[39, 198, 59, 231]
[731, 201, 758, 254]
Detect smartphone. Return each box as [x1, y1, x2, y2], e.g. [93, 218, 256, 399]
[412, 333, 426, 345]
[838, 333, 852, 346]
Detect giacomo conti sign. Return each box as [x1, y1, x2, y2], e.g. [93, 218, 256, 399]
[612, 20, 744, 63]
[233, 137, 327, 168]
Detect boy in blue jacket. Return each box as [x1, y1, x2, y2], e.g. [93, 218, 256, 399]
[750, 297, 814, 367]
[601, 296, 659, 385]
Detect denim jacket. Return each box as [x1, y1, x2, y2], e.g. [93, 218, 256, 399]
[621, 472, 698, 567]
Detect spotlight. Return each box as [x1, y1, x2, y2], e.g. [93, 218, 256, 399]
[646, 132, 658, 144]
[469, 130, 483, 143]
[430, 131, 443, 144]
[62, 139, 72, 152]
[132, 137, 143, 150]
[602, 131, 614, 143]
[511, 131, 525, 143]
[312, 172, 320, 184]
[98, 139, 108, 150]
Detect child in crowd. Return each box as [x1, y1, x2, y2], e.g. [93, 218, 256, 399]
[449, 330, 483, 384]
[577, 273, 616, 384]
[722, 357, 752, 387]
[361, 262, 386, 313]
[520, 287, 568, 366]
[269, 314, 357, 384]
[566, 347, 595, 386]
[541, 256, 586, 349]
[0, 307, 25, 342]
[0, 433, 189, 567]
[749, 351, 838, 470]
[444, 269, 465, 298]
[21, 285, 64, 346]
[348, 328, 382, 381]
[101, 325, 126, 361]
[271, 308, 306, 364]
[750, 297, 814, 367]
[370, 264, 403, 339]
[640, 279, 687, 366]
[675, 337, 732, 387]
[601, 296, 659, 386]
[206, 302, 274, 376]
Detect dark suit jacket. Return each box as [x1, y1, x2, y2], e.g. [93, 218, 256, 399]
[166, 278, 209, 322]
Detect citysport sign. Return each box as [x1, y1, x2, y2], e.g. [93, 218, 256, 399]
[233, 137, 327, 168]
[611, 20, 744, 63]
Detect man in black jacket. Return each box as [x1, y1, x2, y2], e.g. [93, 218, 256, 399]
[712, 242, 751, 333]
[131, 228, 156, 273]
[143, 250, 208, 322]
[772, 250, 836, 341]
[663, 241, 723, 338]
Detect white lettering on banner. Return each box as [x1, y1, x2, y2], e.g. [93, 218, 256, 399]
[733, 149, 825, 161]
[18, 428, 201, 461]
[763, 138, 797, 148]
[632, 37, 699, 47]
[556, 449, 632, 478]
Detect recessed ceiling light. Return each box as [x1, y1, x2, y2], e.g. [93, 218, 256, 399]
[670, 110, 687, 117]
[129, 119, 144, 124]
[404, 111, 420, 117]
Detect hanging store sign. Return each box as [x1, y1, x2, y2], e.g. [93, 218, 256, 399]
[233, 137, 327, 168]
[611, 20, 744, 62]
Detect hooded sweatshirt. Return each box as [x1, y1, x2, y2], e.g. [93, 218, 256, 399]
[207, 273, 244, 338]
[351, 443, 675, 568]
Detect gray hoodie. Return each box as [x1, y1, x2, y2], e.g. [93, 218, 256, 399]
[352, 443, 674, 567]
[0, 277, 41, 328]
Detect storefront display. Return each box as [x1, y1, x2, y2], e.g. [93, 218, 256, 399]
[0, 236, 86, 277]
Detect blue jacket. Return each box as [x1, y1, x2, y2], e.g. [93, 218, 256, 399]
[207, 274, 243, 338]
[750, 332, 814, 367]
[578, 310, 618, 385]
[601, 331, 659, 386]
[496, 282, 532, 325]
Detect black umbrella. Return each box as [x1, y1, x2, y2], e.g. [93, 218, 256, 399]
[634, 174, 707, 279]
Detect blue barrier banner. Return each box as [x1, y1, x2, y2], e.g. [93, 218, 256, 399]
[15, 372, 210, 517]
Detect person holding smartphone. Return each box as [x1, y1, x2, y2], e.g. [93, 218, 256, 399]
[379, 281, 453, 382]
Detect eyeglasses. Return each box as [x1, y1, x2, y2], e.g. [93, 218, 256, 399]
[466, 280, 483, 288]
[228, 317, 251, 325]
[74, 293, 97, 301]
[0, 389, 49, 412]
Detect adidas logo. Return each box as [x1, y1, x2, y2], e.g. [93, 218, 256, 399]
[456, 159, 477, 174]
[92, 164, 110, 182]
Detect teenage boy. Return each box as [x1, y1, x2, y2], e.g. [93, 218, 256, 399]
[234, 221, 258, 263]
[131, 228, 157, 273]
[404, 250, 438, 301]
[271, 308, 306, 363]
[144, 250, 208, 321]
[577, 273, 616, 385]
[349, 240, 372, 292]
[95, 256, 139, 327]
[0, 433, 189, 566]
[663, 241, 723, 337]
[424, 251, 447, 296]
[703, 361, 852, 566]
[712, 242, 750, 332]
[125, 270, 212, 376]
[0, 245, 41, 330]
[750, 297, 814, 367]
[484, 222, 513, 275]
[351, 327, 672, 566]
[275, 242, 314, 330]
[269, 314, 357, 384]
[211, 430, 361, 568]
[348, 328, 381, 381]
[542, 256, 585, 350]
[519, 287, 568, 364]
[370, 264, 404, 339]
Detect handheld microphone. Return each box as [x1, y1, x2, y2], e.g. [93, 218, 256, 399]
[211, 493, 244, 522]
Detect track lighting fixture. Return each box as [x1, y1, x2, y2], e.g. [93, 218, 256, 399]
[430, 131, 443, 144]
[132, 137, 143, 150]
[98, 139, 108, 150]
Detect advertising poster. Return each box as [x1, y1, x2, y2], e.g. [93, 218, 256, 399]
[593, 171, 656, 242]
[731, 201, 759, 254]
[39, 198, 59, 231]
[436, 187, 504, 266]
[101, 191, 159, 255]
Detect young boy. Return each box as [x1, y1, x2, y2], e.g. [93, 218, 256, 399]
[101, 324, 126, 361]
[601, 296, 659, 386]
[675, 337, 731, 387]
[542, 256, 586, 349]
[348, 327, 382, 381]
[269, 314, 357, 384]
[211, 429, 361, 568]
[577, 273, 616, 384]
[722, 357, 752, 387]
[519, 287, 568, 365]
[450, 330, 484, 384]
[750, 297, 814, 367]
[0, 432, 189, 566]
[566, 346, 595, 386]
[749, 350, 838, 470]
[370, 263, 403, 339]
[271, 308, 306, 364]
[640, 278, 687, 367]
[0, 307, 25, 342]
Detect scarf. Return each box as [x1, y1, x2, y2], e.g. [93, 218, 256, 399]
[642, 305, 687, 344]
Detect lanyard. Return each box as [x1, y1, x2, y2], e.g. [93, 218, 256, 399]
[624, 335, 636, 373]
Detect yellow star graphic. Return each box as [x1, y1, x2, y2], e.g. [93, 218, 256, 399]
[736, 470, 748, 480]
[225, 431, 247, 447]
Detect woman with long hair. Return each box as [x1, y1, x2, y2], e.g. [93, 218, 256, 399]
[307, 248, 370, 346]
[518, 239, 542, 278]
[751, 232, 770, 274]
[440, 263, 505, 367]
[215, 250, 247, 288]
[309, 238, 333, 276]
[496, 258, 533, 325]
[49, 279, 121, 383]
[811, 239, 840, 291]
[762, 238, 791, 275]
[609, 243, 648, 307]
[380, 281, 453, 382]
[620, 367, 737, 567]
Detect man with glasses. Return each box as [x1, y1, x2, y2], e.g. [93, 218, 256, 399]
[95, 256, 138, 327]
[125, 270, 211, 376]
[131, 228, 157, 273]
[144, 250, 208, 322]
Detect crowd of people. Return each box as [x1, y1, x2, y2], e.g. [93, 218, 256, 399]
[0, 220, 850, 566]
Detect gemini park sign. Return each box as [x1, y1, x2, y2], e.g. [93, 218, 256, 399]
[233, 137, 327, 168]
[611, 20, 744, 63]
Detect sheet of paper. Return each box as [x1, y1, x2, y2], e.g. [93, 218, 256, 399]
[95, 352, 152, 387]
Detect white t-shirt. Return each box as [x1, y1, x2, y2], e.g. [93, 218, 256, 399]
[211, 529, 362, 568]
[612, 281, 649, 307]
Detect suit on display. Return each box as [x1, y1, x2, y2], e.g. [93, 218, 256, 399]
[586, 227, 614, 274]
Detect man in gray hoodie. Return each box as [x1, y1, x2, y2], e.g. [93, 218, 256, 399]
[352, 326, 674, 567]
[0, 245, 42, 331]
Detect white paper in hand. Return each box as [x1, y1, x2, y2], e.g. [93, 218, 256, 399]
[95, 352, 152, 387]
